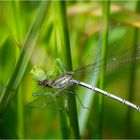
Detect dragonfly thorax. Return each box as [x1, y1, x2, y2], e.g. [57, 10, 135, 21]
[38, 74, 73, 89]
[51, 74, 73, 89]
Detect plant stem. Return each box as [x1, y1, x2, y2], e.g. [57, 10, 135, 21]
[17, 84, 24, 138]
[58, 1, 80, 138]
[126, 1, 140, 138]
[98, 1, 110, 138]
[0, 2, 49, 116]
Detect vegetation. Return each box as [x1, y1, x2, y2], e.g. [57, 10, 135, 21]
[0, 1, 140, 139]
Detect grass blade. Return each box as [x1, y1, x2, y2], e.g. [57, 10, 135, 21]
[17, 84, 24, 138]
[0, 2, 49, 116]
[93, 1, 110, 138]
[53, 6, 70, 138]
[58, 1, 80, 138]
[126, 1, 140, 138]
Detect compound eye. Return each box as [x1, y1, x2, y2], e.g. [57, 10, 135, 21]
[38, 81, 43, 86]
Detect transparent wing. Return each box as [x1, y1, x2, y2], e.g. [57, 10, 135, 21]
[26, 87, 67, 111]
[71, 46, 140, 79]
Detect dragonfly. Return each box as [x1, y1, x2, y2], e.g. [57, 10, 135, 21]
[29, 47, 140, 112]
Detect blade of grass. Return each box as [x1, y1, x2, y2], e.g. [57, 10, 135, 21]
[126, 1, 140, 138]
[12, 2, 24, 138]
[0, 2, 49, 116]
[86, 2, 110, 138]
[53, 6, 70, 138]
[58, 1, 80, 138]
[78, 43, 102, 136]
[17, 84, 24, 138]
[96, 1, 110, 138]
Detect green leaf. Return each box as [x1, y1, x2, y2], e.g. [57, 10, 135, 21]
[0, 2, 49, 116]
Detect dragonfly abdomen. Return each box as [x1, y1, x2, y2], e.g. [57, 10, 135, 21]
[70, 79, 140, 112]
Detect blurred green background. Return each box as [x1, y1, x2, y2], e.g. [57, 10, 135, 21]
[0, 1, 140, 139]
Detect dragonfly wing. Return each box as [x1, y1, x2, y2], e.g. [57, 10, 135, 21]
[26, 90, 66, 111]
[72, 46, 140, 80]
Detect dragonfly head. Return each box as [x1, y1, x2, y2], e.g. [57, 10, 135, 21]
[37, 80, 51, 88]
[30, 65, 48, 81]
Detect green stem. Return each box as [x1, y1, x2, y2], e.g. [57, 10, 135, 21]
[58, 1, 80, 138]
[0, 2, 49, 116]
[126, 1, 140, 138]
[53, 5, 69, 138]
[98, 1, 110, 138]
[17, 84, 24, 138]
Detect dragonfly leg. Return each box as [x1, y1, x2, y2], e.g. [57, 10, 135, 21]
[63, 89, 89, 109]
[64, 89, 76, 94]
[75, 94, 89, 109]
[33, 92, 52, 96]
